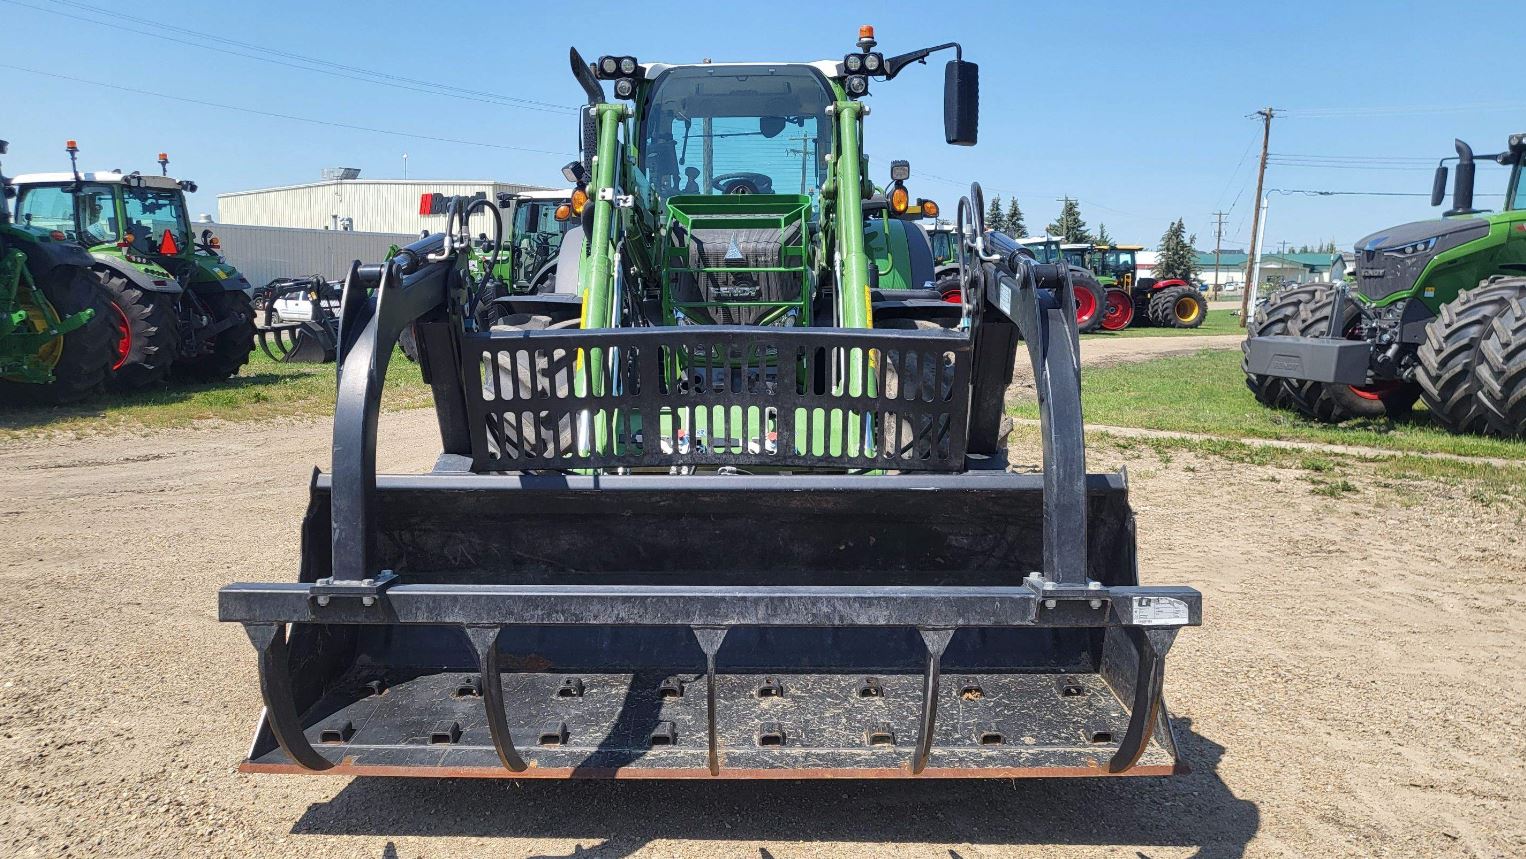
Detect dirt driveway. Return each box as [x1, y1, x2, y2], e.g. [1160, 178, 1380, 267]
[2, 338, 1522, 858]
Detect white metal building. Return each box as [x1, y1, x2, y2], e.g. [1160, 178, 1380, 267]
[216, 178, 551, 234]
[199, 221, 417, 288]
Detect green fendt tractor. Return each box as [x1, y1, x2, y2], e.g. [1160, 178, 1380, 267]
[1244, 135, 1526, 435]
[0, 138, 114, 404]
[473, 189, 576, 297]
[11, 145, 256, 388]
[217, 27, 1200, 782]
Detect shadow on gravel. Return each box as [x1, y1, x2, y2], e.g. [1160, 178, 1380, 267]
[293, 718, 1259, 858]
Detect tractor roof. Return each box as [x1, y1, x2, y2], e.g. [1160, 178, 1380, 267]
[515, 189, 572, 201]
[10, 171, 183, 190]
[641, 60, 843, 80]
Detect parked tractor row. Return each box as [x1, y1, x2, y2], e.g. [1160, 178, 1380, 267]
[0, 140, 256, 402]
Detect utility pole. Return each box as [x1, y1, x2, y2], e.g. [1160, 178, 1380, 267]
[1240, 107, 1274, 327]
[1277, 240, 1289, 255]
[1211, 210, 1227, 299]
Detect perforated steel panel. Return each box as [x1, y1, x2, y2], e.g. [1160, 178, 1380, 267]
[460, 326, 972, 471]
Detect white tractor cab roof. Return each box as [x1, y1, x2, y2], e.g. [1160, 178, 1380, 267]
[639, 61, 845, 81]
[10, 171, 185, 191]
[514, 189, 572, 202]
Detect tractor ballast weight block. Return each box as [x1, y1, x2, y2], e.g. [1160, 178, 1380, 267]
[218, 223, 1201, 779]
[1243, 335, 1372, 385]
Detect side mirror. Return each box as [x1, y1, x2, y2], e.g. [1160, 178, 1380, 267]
[943, 60, 979, 146]
[0, 139, 8, 155]
[1430, 164, 1449, 207]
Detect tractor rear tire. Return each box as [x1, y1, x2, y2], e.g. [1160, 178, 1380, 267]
[484, 315, 578, 460]
[1151, 286, 1207, 329]
[1474, 280, 1526, 437]
[0, 267, 115, 405]
[1416, 278, 1523, 434]
[1073, 276, 1106, 333]
[1285, 286, 1420, 423]
[178, 291, 256, 382]
[98, 270, 180, 390]
[1242, 283, 1323, 408]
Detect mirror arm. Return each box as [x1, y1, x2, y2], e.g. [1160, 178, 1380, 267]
[883, 42, 961, 81]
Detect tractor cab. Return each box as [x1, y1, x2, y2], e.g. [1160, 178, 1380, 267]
[10, 148, 240, 290]
[1091, 243, 1143, 289]
[1059, 242, 1092, 270]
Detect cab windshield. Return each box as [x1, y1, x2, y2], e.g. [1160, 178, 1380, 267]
[122, 186, 189, 251]
[1510, 160, 1525, 211]
[639, 65, 833, 202]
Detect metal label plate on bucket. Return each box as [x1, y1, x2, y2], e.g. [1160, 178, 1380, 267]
[1132, 596, 1189, 626]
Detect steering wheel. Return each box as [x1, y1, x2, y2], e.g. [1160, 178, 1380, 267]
[720, 177, 759, 195]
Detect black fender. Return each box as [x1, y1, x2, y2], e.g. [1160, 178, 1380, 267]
[18, 238, 93, 283]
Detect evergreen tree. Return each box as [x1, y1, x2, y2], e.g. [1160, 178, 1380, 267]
[1004, 198, 1026, 238]
[1096, 223, 1113, 245]
[1156, 218, 1199, 281]
[1046, 197, 1092, 243]
[985, 194, 1005, 234]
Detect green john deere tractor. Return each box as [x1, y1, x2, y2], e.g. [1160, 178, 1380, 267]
[0, 138, 115, 403]
[1016, 235, 1108, 332]
[217, 27, 1200, 782]
[10, 145, 256, 388]
[1244, 134, 1526, 435]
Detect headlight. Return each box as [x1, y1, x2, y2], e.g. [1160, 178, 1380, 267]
[843, 53, 863, 73]
[614, 77, 636, 99]
[598, 56, 619, 77]
[844, 75, 869, 97]
[1385, 237, 1438, 256]
[863, 52, 883, 74]
[619, 56, 637, 75]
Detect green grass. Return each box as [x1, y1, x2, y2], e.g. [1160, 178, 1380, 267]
[1081, 308, 1243, 339]
[1088, 430, 1526, 509]
[1011, 347, 1526, 461]
[0, 346, 433, 439]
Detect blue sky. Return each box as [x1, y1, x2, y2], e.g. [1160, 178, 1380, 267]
[3, 0, 1523, 251]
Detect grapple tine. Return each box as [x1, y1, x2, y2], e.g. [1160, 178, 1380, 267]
[466, 626, 528, 772]
[691, 626, 729, 776]
[243, 623, 332, 771]
[911, 627, 956, 775]
[1108, 626, 1168, 774]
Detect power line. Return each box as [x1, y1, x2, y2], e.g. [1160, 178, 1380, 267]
[1268, 187, 1504, 198]
[1280, 102, 1526, 118]
[3, 0, 576, 115]
[0, 63, 574, 157]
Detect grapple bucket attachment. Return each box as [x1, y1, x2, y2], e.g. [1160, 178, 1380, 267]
[222, 471, 1194, 778]
[219, 211, 1199, 780]
[256, 276, 339, 363]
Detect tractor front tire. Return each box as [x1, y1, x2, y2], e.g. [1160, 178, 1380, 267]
[1286, 286, 1420, 423]
[1416, 278, 1523, 434]
[1100, 287, 1135, 331]
[178, 291, 256, 382]
[0, 267, 116, 405]
[1242, 283, 1323, 408]
[1151, 286, 1208, 329]
[1464, 277, 1526, 437]
[98, 270, 180, 390]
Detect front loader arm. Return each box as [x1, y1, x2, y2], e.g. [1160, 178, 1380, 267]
[576, 102, 626, 330]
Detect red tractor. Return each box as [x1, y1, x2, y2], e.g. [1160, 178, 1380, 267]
[1090, 243, 1207, 330]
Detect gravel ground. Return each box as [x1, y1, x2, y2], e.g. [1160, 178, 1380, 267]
[2, 338, 1522, 858]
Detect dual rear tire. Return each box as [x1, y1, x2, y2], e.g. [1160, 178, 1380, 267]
[1247, 278, 1526, 435]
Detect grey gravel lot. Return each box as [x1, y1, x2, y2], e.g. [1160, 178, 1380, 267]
[2, 339, 1522, 858]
